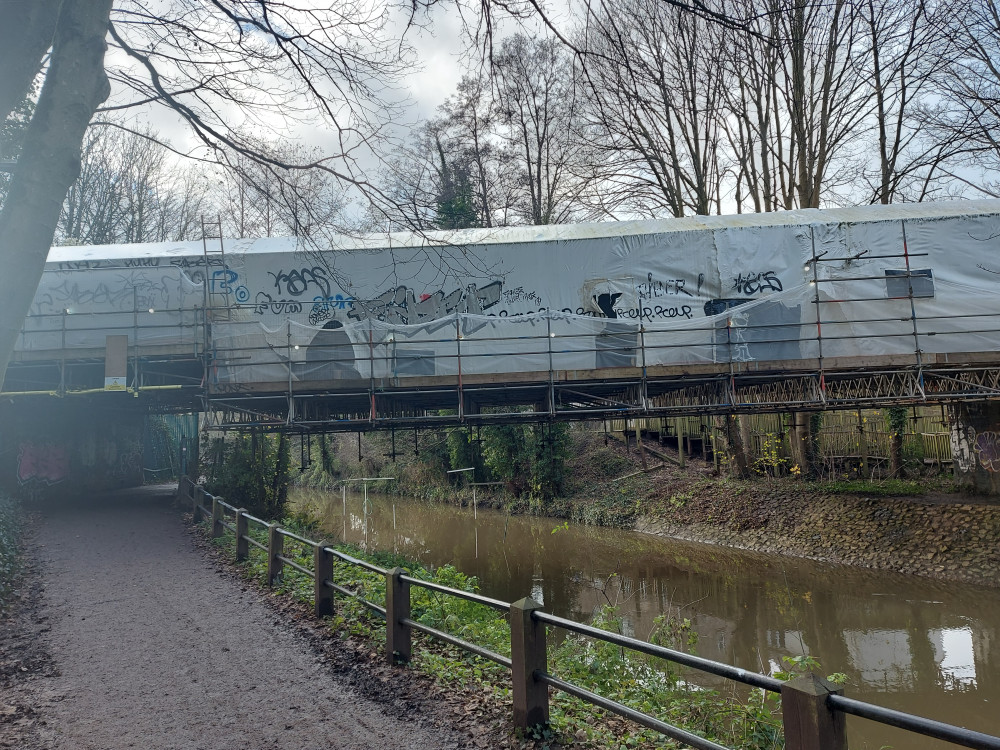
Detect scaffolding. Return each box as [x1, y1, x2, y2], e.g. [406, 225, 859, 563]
[7, 204, 1000, 433]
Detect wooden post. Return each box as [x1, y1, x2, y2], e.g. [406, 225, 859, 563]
[385, 567, 411, 665]
[781, 674, 847, 750]
[211, 496, 224, 538]
[192, 488, 203, 523]
[266, 523, 284, 586]
[314, 545, 334, 617]
[676, 417, 686, 468]
[510, 597, 548, 729]
[235, 508, 249, 562]
[857, 409, 869, 478]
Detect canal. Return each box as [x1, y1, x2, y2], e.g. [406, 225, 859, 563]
[293, 488, 998, 750]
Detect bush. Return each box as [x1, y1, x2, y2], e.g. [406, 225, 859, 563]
[203, 430, 291, 519]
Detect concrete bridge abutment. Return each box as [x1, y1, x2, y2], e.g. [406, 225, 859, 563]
[949, 402, 1000, 494]
[0, 398, 146, 498]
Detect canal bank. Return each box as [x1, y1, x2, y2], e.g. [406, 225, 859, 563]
[312, 428, 1000, 589]
[293, 484, 1000, 750]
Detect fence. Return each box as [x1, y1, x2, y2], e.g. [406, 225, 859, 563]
[609, 407, 955, 478]
[177, 476, 1000, 750]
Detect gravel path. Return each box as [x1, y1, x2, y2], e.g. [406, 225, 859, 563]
[8, 486, 479, 750]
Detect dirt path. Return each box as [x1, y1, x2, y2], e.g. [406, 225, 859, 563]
[3, 486, 484, 750]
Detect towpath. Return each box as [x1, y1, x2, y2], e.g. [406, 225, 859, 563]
[1, 486, 489, 750]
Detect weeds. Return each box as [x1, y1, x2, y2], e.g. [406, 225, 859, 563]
[0, 494, 24, 610]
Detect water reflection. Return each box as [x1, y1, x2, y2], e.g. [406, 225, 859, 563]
[294, 488, 999, 749]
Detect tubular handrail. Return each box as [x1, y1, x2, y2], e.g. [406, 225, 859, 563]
[401, 617, 512, 669]
[533, 610, 784, 692]
[827, 695, 1000, 750]
[536, 671, 730, 750]
[399, 574, 509, 612]
[323, 546, 386, 575]
[180, 478, 1000, 750]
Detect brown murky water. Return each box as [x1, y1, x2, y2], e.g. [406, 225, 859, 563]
[293, 488, 999, 750]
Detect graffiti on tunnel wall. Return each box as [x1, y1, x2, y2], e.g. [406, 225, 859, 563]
[17, 442, 69, 484]
[973, 430, 1000, 472]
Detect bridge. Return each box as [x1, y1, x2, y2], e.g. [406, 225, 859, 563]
[5, 201, 1000, 436]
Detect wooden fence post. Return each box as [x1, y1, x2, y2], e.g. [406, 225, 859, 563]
[266, 523, 284, 586]
[192, 488, 203, 523]
[385, 567, 411, 665]
[235, 509, 249, 562]
[510, 597, 548, 729]
[211, 496, 224, 538]
[314, 544, 334, 617]
[781, 674, 847, 750]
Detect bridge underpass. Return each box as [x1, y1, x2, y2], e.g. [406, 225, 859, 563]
[4, 200, 1000, 490]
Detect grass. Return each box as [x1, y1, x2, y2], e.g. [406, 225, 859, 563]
[811, 478, 927, 496]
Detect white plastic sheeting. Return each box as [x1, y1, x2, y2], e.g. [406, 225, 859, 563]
[21, 200, 1000, 385]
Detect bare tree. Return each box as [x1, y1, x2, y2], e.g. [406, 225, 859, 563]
[57, 122, 210, 245]
[381, 77, 520, 231]
[926, 0, 1000, 197]
[720, 0, 875, 211]
[214, 140, 352, 239]
[494, 34, 600, 225]
[579, 0, 729, 217]
[0, 0, 423, 377]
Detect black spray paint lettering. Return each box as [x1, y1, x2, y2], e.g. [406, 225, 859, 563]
[618, 305, 693, 321]
[252, 292, 303, 315]
[637, 273, 693, 299]
[732, 270, 783, 295]
[269, 266, 332, 298]
[349, 281, 502, 325]
[169, 256, 226, 269]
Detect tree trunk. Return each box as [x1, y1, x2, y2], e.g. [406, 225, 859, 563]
[0, 0, 60, 122]
[0, 0, 113, 380]
[787, 411, 814, 476]
[715, 414, 751, 479]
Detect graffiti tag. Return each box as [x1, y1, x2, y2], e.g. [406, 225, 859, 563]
[348, 281, 502, 325]
[252, 292, 303, 315]
[732, 270, 783, 296]
[269, 266, 331, 298]
[638, 273, 693, 299]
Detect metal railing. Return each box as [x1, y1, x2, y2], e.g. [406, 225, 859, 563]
[177, 476, 1000, 750]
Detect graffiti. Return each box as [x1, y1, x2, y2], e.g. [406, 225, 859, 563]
[122, 257, 161, 268]
[17, 442, 69, 485]
[169, 256, 227, 269]
[46, 272, 172, 312]
[308, 295, 355, 325]
[501, 287, 543, 306]
[58, 260, 113, 271]
[112, 451, 142, 481]
[211, 269, 239, 294]
[952, 426, 976, 472]
[621, 305, 694, 321]
[637, 273, 693, 299]
[269, 266, 331, 298]
[594, 292, 623, 318]
[973, 430, 1000, 472]
[732, 270, 783, 296]
[252, 292, 303, 315]
[348, 281, 502, 325]
[727, 311, 755, 362]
